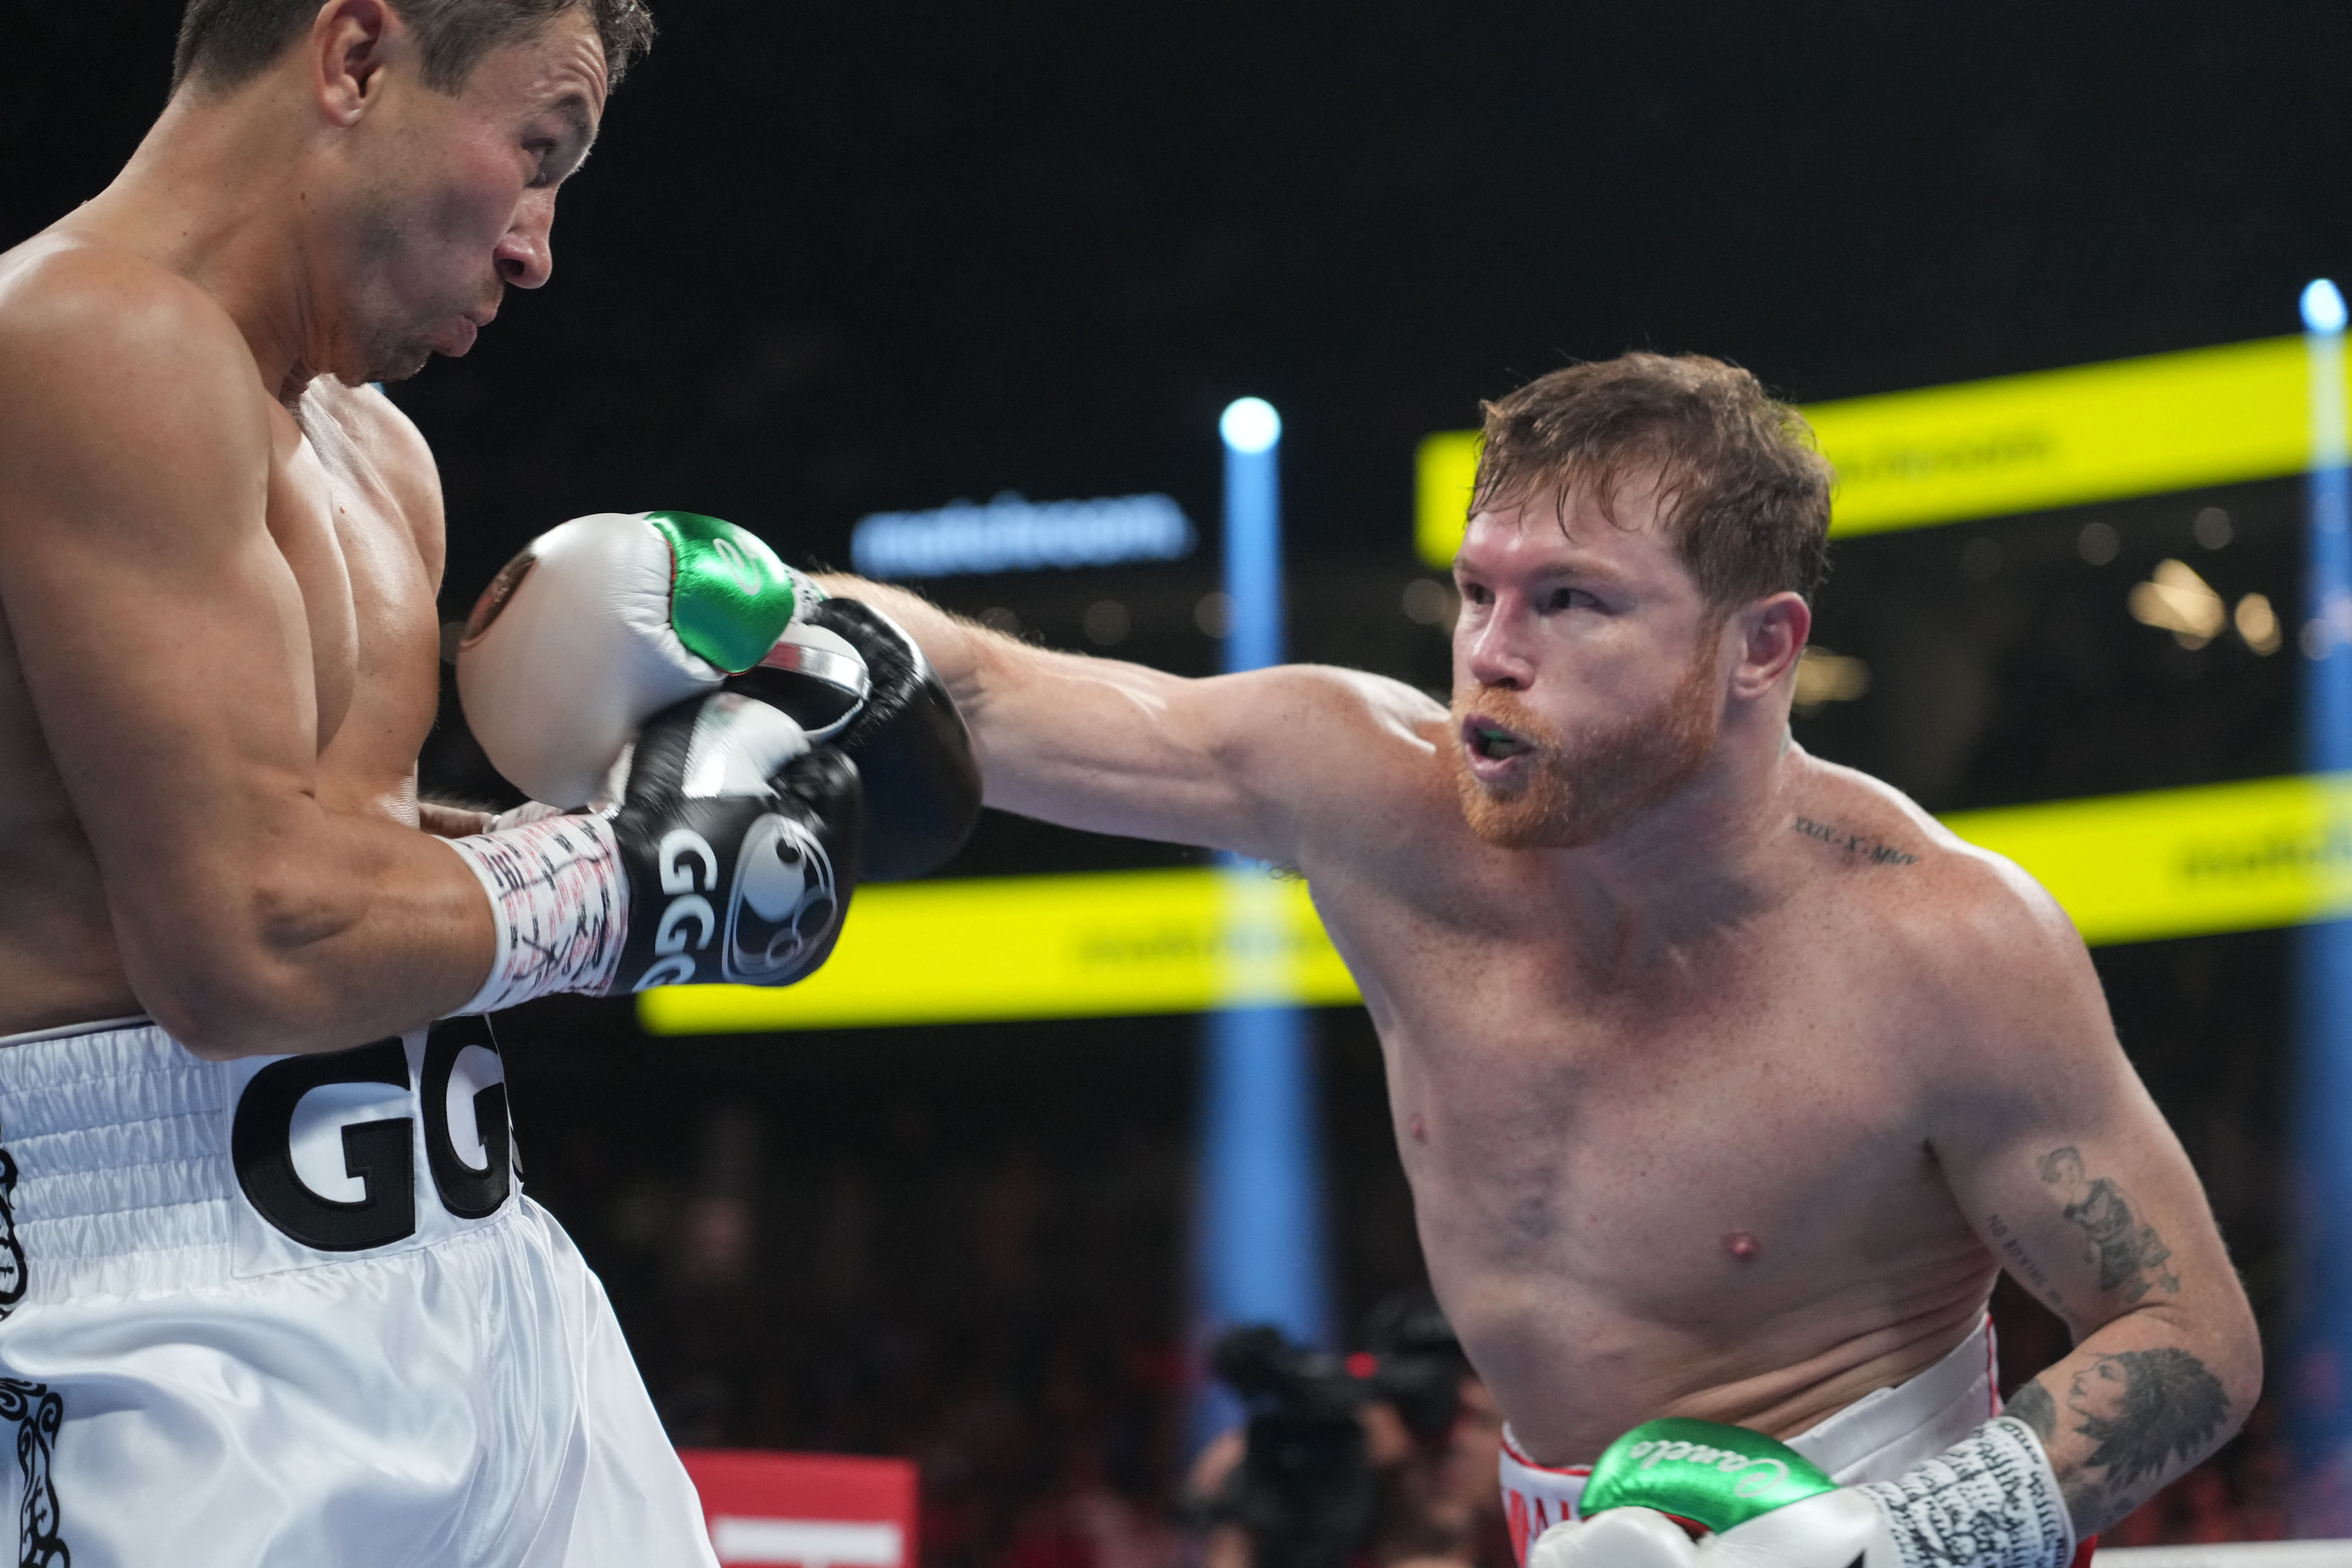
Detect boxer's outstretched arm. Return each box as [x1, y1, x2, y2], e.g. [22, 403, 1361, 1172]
[0, 257, 494, 1055]
[815, 576, 1443, 864]
[1924, 855, 2261, 1534]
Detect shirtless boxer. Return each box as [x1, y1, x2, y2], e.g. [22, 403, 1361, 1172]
[826, 354, 2263, 1568]
[0, 2, 915, 1562]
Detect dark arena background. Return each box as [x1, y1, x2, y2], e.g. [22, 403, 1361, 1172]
[15, 3, 2352, 1562]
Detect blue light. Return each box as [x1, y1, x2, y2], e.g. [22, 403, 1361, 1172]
[2294, 283, 2352, 1532]
[849, 491, 1196, 579]
[1219, 397, 1282, 455]
[1194, 392, 1328, 1452]
[2306, 279, 2347, 337]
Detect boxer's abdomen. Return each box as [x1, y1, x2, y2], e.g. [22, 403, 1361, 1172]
[0, 622, 139, 1037]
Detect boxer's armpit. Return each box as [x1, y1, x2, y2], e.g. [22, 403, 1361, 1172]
[2035, 1145, 2183, 1303]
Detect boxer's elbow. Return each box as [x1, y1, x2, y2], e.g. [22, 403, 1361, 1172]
[2206, 1284, 2266, 1431]
[2132, 1278, 2264, 1450]
[119, 872, 357, 1058]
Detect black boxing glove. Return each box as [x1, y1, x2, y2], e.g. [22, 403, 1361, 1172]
[729, 598, 980, 881]
[446, 691, 863, 1006]
[608, 691, 864, 989]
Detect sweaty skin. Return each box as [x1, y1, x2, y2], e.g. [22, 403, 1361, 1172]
[824, 485, 2260, 1534]
[0, 2, 608, 1054]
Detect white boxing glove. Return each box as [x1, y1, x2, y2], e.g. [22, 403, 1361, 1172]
[1530, 1505, 1700, 1568]
[1530, 1416, 2071, 1568]
[457, 511, 864, 807]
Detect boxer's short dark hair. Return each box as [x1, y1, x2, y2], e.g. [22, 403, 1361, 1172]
[1470, 353, 1833, 612]
[173, 0, 655, 95]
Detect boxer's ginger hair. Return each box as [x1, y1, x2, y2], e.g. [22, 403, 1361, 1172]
[1470, 353, 1834, 613]
[172, 0, 655, 95]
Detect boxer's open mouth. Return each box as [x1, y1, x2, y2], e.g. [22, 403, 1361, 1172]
[1465, 719, 1531, 761]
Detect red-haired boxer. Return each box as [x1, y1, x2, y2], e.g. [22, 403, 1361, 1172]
[0, 1, 932, 1562]
[826, 353, 2260, 1568]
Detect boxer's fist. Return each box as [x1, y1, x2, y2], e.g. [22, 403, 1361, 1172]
[732, 598, 981, 881]
[606, 691, 861, 992]
[459, 511, 817, 808]
[1531, 1420, 1898, 1568]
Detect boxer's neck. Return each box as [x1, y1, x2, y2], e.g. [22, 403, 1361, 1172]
[71, 80, 349, 403]
[1549, 709, 1810, 962]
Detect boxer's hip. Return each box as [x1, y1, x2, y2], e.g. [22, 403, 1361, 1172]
[0, 1015, 712, 1567]
[0, 1012, 521, 1304]
[1498, 1316, 2000, 1564]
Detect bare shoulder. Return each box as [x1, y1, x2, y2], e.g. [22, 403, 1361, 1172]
[1215, 664, 1460, 861]
[0, 235, 258, 387]
[0, 235, 273, 516]
[1224, 663, 1448, 793]
[1790, 756, 2106, 1066]
[1251, 663, 1447, 743]
[1792, 756, 2068, 929]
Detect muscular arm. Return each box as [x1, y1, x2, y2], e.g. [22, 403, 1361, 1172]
[0, 258, 493, 1055]
[813, 575, 1444, 864]
[1926, 857, 2260, 1534]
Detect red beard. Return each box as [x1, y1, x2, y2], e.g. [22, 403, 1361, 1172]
[1447, 643, 1721, 849]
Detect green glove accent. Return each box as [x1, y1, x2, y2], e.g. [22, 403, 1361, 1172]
[645, 511, 802, 674]
[1580, 1418, 1839, 1536]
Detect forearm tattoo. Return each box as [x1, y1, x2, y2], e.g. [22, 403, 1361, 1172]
[2053, 1349, 2229, 1526]
[2003, 1380, 2057, 1443]
[2035, 1146, 2181, 1302]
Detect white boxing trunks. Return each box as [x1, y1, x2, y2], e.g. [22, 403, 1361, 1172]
[1498, 1317, 2002, 1565]
[0, 1015, 720, 1568]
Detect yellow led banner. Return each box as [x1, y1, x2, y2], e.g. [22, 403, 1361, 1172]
[1416, 430, 1484, 567]
[1945, 773, 2352, 947]
[637, 865, 1362, 1034]
[642, 774, 2352, 1034]
[1414, 335, 2348, 565]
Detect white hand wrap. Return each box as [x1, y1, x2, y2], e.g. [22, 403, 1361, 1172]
[444, 815, 628, 1014]
[1857, 1418, 2074, 1568]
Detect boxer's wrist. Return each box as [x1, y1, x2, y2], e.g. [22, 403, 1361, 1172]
[1545, 1415, 2073, 1568]
[444, 815, 627, 1014]
[1857, 1417, 2074, 1568]
[486, 800, 570, 833]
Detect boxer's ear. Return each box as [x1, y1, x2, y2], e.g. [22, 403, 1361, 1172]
[311, 0, 400, 125]
[1727, 592, 1810, 701]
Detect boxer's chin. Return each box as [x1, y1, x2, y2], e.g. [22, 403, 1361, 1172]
[1449, 663, 1719, 851]
[1451, 745, 1672, 850]
[349, 336, 435, 386]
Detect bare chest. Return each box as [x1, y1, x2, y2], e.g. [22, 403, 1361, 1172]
[265, 410, 440, 812]
[1313, 865, 1970, 1315]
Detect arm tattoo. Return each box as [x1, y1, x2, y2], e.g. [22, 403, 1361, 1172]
[1792, 815, 1919, 865]
[2004, 1379, 2057, 1443]
[2062, 1349, 2229, 1506]
[2036, 1146, 2182, 1301]
[1986, 1212, 2068, 1315]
